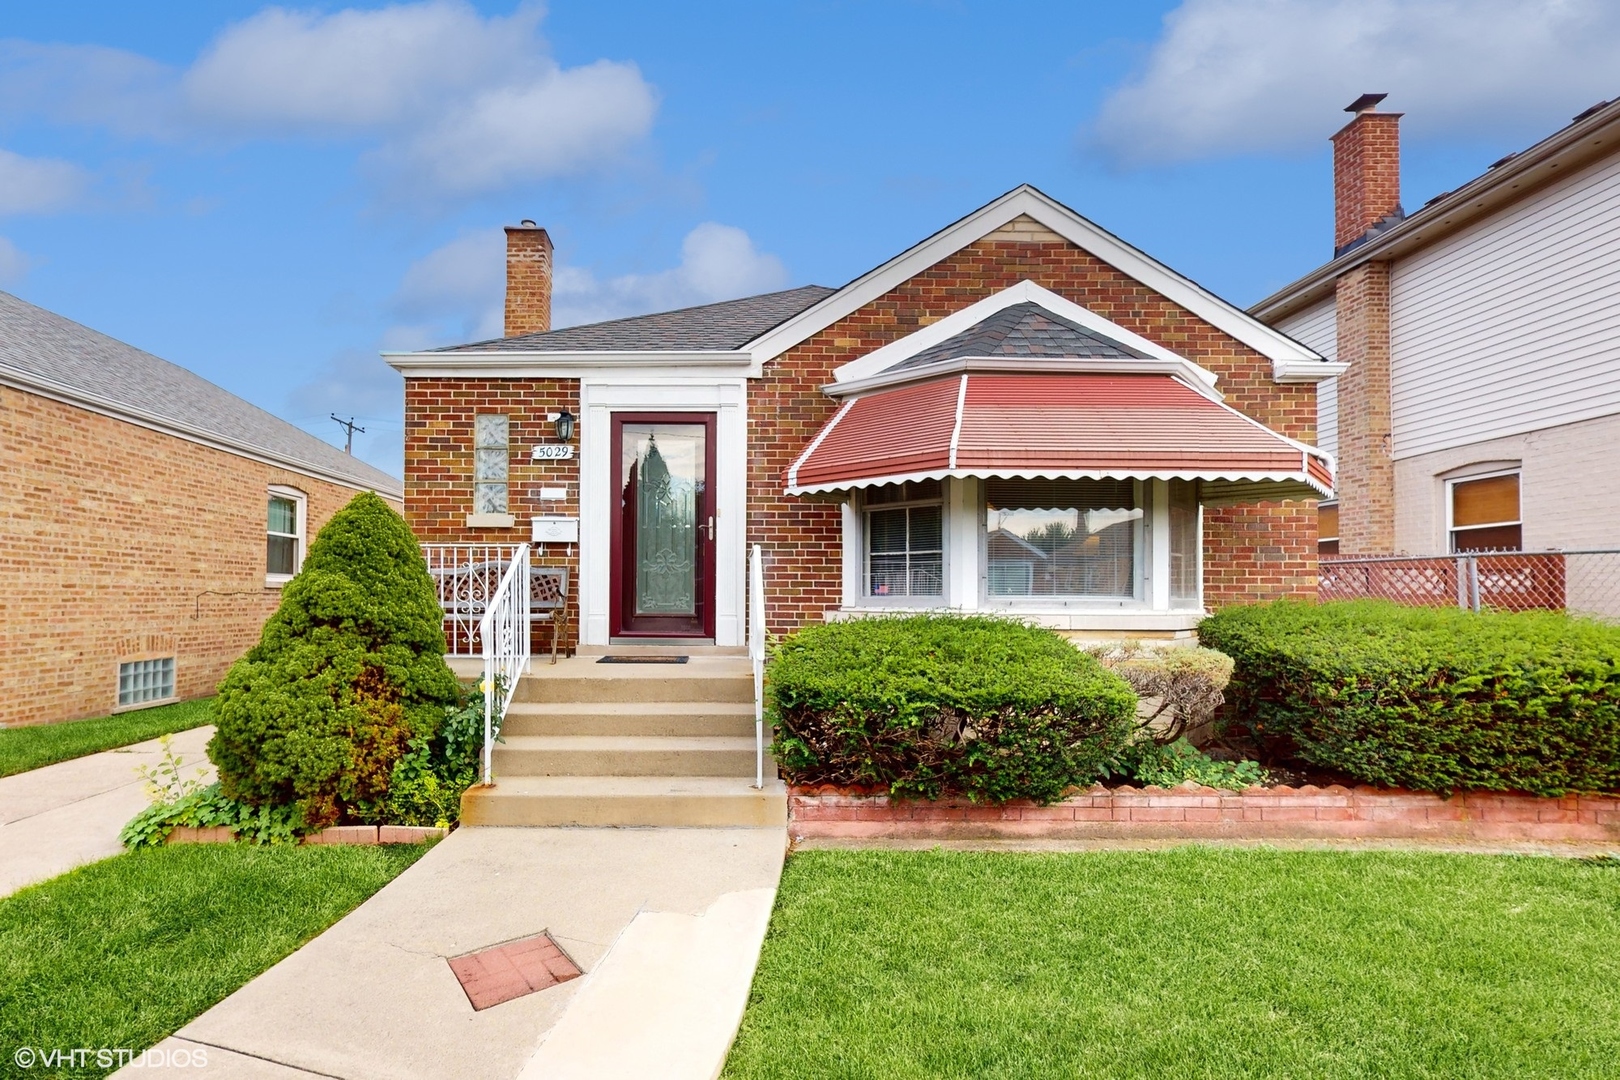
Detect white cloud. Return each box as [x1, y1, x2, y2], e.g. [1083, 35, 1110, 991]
[0, 148, 90, 213]
[554, 223, 789, 328]
[389, 221, 789, 345]
[0, 236, 30, 284]
[0, 1, 658, 197]
[1094, 0, 1620, 166]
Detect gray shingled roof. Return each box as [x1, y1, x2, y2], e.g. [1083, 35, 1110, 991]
[433, 285, 836, 353]
[0, 290, 401, 494]
[888, 302, 1151, 372]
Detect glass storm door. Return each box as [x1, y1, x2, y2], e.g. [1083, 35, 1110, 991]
[611, 414, 717, 638]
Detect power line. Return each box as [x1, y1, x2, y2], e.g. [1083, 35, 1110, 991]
[330, 414, 366, 454]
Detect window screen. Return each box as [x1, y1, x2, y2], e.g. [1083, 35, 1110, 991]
[119, 658, 175, 707]
[986, 479, 1139, 599]
[474, 414, 509, 514]
[267, 495, 300, 576]
[1450, 474, 1520, 553]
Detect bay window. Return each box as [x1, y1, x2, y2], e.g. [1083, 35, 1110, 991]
[986, 479, 1140, 600]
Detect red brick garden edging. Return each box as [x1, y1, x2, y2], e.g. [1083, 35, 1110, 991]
[789, 785, 1620, 844]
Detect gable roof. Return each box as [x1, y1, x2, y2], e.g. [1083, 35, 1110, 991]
[888, 302, 1150, 372]
[1251, 97, 1620, 323]
[0, 290, 401, 496]
[431, 285, 834, 354]
[744, 185, 1328, 376]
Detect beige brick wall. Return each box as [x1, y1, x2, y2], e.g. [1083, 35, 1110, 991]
[1334, 261, 1396, 553]
[1393, 411, 1620, 553]
[0, 384, 399, 727]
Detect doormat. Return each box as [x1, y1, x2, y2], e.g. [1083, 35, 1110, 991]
[448, 931, 582, 1011]
[596, 655, 689, 664]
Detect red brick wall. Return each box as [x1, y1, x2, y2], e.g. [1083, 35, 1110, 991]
[1332, 110, 1402, 252]
[748, 233, 1320, 631]
[0, 385, 396, 727]
[403, 377, 581, 650]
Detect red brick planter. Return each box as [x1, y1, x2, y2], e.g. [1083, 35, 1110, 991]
[166, 824, 447, 846]
[789, 785, 1620, 844]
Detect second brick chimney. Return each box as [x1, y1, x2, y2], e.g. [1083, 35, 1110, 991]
[1331, 93, 1403, 255]
[504, 221, 553, 338]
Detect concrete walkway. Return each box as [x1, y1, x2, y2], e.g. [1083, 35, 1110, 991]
[0, 725, 215, 898]
[124, 825, 786, 1080]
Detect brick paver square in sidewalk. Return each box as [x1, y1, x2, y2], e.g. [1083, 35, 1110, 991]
[448, 931, 583, 1011]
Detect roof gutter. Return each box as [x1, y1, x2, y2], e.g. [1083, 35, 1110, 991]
[1250, 99, 1620, 323]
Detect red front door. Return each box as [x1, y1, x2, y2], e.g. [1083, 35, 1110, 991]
[609, 413, 717, 639]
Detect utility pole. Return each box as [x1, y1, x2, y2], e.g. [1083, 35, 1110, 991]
[331, 414, 365, 454]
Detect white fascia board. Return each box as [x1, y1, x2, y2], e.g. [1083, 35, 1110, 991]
[787, 467, 1331, 499]
[1273, 358, 1350, 383]
[827, 280, 1220, 388]
[0, 370, 404, 499]
[826, 357, 1222, 402]
[383, 349, 757, 379]
[743, 185, 1324, 366]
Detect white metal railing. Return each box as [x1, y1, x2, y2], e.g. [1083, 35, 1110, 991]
[480, 543, 531, 785]
[749, 543, 766, 789]
[423, 544, 520, 656]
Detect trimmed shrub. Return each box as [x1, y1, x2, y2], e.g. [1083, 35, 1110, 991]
[769, 615, 1137, 804]
[1085, 643, 1234, 743]
[209, 492, 460, 827]
[1200, 600, 1620, 796]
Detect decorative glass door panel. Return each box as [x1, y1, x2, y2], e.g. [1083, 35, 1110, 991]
[611, 415, 716, 638]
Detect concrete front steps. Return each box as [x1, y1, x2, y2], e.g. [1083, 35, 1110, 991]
[461, 656, 786, 828]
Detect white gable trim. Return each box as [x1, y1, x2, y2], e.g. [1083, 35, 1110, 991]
[827, 279, 1219, 389]
[744, 185, 1326, 368]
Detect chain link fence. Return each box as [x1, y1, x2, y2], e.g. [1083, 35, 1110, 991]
[1319, 550, 1620, 620]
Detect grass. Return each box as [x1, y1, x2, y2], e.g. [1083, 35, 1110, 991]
[725, 847, 1620, 1080]
[0, 843, 427, 1078]
[0, 698, 214, 779]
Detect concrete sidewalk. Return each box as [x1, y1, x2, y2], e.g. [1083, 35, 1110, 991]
[0, 725, 214, 898]
[125, 825, 786, 1080]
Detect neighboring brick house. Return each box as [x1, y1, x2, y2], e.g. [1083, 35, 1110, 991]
[0, 292, 402, 727]
[1254, 94, 1620, 557]
[386, 187, 1338, 650]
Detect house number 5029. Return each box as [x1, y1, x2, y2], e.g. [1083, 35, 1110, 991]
[531, 444, 576, 461]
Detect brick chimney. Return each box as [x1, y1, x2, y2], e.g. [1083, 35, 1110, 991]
[1330, 95, 1399, 554]
[1331, 93, 1403, 256]
[504, 220, 553, 337]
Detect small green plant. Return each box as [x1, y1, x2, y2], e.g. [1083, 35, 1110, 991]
[135, 734, 210, 803]
[120, 783, 306, 848]
[1107, 738, 1268, 791]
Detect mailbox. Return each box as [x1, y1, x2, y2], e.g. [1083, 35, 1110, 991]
[532, 516, 579, 544]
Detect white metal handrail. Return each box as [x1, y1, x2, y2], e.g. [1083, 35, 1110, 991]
[480, 542, 531, 785]
[749, 543, 766, 789]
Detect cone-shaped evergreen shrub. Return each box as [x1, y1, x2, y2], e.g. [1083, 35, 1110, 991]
[209, 492, 459, 827]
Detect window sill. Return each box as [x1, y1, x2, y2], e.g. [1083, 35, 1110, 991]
[829, 606, 1207, 632]
[265, 574, 292, 589]
[113, 695, 180, 714]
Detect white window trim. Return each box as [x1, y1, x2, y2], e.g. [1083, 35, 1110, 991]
[266, 485, 308, 588]
[1445, 468, 1522, 553]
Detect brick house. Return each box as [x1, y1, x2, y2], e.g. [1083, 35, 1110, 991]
[0, 291, 402, 727]
[1254, 95, 1620, 557]
[386, 187, 1339, 651]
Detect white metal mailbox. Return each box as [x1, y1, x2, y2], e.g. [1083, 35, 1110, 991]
[531, 515, 580, 544]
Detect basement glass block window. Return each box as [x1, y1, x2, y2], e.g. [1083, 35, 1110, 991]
[119, 657, 175, 707]
[474, 414, 510, 514]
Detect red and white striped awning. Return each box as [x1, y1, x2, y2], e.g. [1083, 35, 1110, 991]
[785, 373, 1333, 502]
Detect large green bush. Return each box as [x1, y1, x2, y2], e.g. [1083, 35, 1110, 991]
[209, 492, 460, 827]
[1200, 600, 1620, 796]
[769, 615, 1137, 804]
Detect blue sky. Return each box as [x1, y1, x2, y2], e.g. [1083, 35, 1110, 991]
[3, 1, 1617, 476]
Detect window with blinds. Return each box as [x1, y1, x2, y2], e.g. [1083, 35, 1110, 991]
[1449, 472, 1521, 553]
[1317, 502, 1340, 556]
[985, 478, 1140, 600]
[864, 479, 943, 598]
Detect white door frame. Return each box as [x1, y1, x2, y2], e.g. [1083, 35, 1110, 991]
[580, 377, 748, 646]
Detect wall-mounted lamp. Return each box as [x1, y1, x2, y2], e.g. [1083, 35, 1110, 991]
[554, 409, 576, 442]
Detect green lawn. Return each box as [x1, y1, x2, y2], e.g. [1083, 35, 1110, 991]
[725, 847, 1620, 1080]
[0, 843, 427, 1079]
[0, 698, 214, 779]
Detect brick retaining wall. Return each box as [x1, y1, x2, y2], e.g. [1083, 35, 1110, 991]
[789, 785, 1620, 844]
